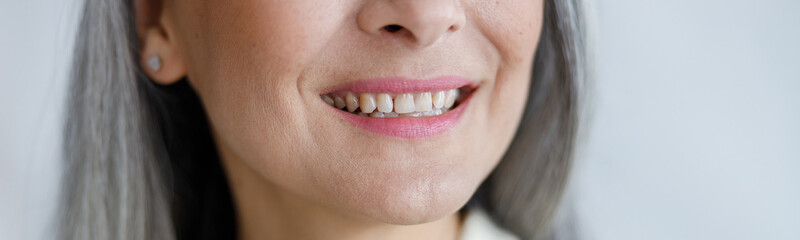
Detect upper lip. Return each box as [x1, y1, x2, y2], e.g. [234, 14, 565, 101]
[320, 75, 478, 94]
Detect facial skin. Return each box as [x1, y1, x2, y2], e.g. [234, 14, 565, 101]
[137, 0, 543, 239]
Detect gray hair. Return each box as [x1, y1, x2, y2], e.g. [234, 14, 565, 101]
[59, 0, 587, 239]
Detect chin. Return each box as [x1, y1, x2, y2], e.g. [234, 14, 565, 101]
[324, 160, 478, 225]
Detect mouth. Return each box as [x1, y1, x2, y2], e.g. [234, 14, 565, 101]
[320, 76, 478, 138]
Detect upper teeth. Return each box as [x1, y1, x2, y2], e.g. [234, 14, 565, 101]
[322, 89, 460, 117]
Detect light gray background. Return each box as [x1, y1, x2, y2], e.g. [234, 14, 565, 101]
[1, 0, 798, 239]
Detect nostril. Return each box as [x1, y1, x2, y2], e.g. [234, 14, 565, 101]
[383, 24, 403, 33]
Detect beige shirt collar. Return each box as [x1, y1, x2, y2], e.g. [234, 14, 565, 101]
[459, 206, 520, 240]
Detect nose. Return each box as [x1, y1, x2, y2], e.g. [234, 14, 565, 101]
[357, 0, 466, 49]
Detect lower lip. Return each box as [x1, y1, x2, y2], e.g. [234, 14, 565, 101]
[335, 97, 472, 138]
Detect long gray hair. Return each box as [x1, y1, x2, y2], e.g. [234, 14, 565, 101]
[59, 0, 587, 239]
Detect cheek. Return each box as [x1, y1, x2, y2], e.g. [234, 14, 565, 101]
[468, 0, 543, 63]
[175, 1, 350, 183]
[472, 0, 543, 158]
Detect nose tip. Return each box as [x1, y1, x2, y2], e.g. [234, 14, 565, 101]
[357, 0, 466, 48]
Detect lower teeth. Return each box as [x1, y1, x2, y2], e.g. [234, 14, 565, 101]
[355, 108, 450, 118]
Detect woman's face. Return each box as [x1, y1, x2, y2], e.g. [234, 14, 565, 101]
[158, 0, 543, 224]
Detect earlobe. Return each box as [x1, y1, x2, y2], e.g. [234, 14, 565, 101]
[136, 0, 185, 85]
[141, 28, 186, 85]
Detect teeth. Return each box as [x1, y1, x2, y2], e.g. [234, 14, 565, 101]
[360, 93, 376, 113]
[323, 95, 335, 106]
[376, 93, 393, 113]
[393, 93, 415, 114]
[334, 96, 346, 109]
[345, 92, 359, 112]
[444, 89, 457, 109]
[369, 112, 384, 118]
[322, 88, 465, 118]
[432, 91, 445, 109]
[400, 112, 422, 117]
[414, 92, 432, 112]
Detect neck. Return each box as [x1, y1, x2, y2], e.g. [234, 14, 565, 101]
[219, 149, 464, 240]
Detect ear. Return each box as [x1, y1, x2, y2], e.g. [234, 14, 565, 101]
[135, 0, 186, 85]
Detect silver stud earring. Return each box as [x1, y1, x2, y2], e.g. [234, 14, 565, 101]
[147, 55, 162, 72]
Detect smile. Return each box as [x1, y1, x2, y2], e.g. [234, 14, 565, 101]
[322, 88, 468, 117]
[321, 76, 477, 138]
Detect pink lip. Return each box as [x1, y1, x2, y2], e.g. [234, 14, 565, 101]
[324, 76, 476, 138]
[322, 76, 477, 94]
